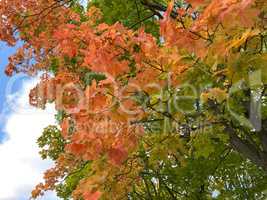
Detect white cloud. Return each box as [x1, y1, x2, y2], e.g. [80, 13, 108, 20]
[0, 77, 60, 200]
[79, 0, 88, 9]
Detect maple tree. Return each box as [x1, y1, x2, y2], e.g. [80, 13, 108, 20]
[1, 0, 267, 199]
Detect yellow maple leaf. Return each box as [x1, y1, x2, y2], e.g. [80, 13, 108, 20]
[201, 88, 227, 103]
[228, 29, 260, 50]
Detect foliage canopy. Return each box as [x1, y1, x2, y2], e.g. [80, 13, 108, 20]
[1, 0, 267, 199]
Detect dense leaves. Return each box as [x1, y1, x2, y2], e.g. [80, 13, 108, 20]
[1, 0, 267, 199]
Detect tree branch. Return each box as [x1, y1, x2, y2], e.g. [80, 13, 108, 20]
[225, 125, 267, 172]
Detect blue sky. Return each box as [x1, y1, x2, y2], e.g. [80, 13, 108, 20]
[0, 42, 20, 141]
[0, 42, 58, 199]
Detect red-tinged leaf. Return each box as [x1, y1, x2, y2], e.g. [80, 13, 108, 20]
[60, 118, 69, 139]
[66, 143, 87, 156]
[97, 23, 109, 32]
[4, 63, 15, 76]
[83, 191, 102, 200]
[108, 145, 128, 166]
[177, 8, 186, 16]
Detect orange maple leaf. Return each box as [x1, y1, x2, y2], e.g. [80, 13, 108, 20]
[83, 191, 102, 200]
